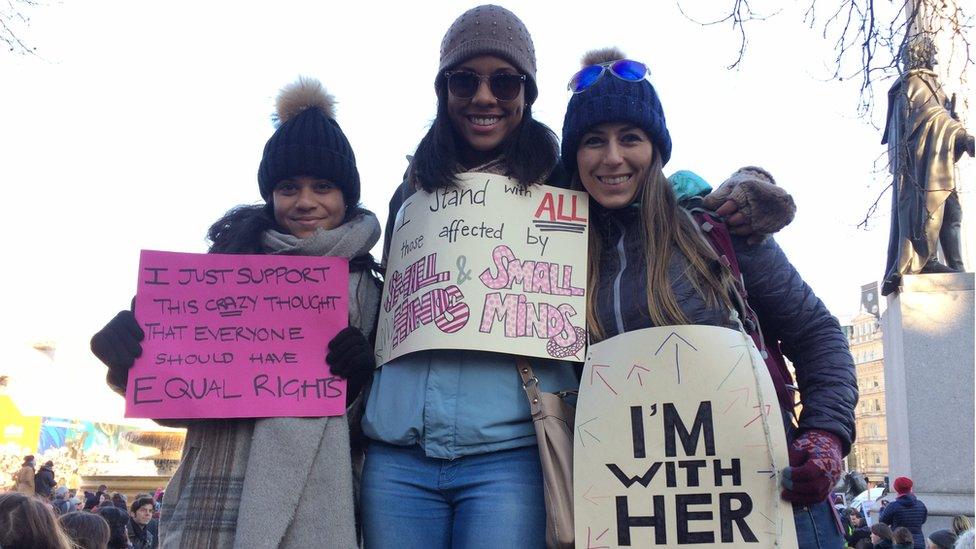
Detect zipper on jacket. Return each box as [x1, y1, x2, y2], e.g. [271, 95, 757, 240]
[611, 217, 628, 336]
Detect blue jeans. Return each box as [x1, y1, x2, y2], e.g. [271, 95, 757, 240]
[361, 442, 546, 549]
[794, 501, 845, 548]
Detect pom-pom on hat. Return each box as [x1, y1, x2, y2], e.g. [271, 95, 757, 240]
[436, 4, 538, 104]
[893, 476, 913, 495]
[561, 47, 672, 176]
[257, 76, 360, 206]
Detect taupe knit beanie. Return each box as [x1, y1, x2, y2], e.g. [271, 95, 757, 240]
[436, 4, 538, 103]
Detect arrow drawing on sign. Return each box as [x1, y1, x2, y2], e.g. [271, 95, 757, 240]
[654, 331, 698, 384]
[590, 364, 617, 395]
[715, 352, 746, 390]
[757, 510, 776, 526]
[627, 364, 650, 386]
[587, 527, 610, 549]
[723, 387, 750, 413]
[743, 404, 772, 428]
[756, 469, 776, 479]
[578, 417, 601, 447]
[582, 485, 613, 506]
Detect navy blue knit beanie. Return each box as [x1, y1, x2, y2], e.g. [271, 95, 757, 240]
[561, 49, 671, 176]
[257, 77, 360, 206]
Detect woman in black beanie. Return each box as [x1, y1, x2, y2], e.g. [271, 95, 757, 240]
[90, 77, 381, 548]
[562, 47, 856, 549]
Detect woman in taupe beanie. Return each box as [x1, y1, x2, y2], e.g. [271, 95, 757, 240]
[359, 5, 569, 548]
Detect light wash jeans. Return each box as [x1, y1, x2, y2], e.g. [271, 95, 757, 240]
[361, 442, 546, 549]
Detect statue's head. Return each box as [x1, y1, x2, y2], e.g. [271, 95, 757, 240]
[901, 35, 937, 70]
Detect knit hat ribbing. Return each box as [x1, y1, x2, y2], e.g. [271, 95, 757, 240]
[561, 50, 672, 175]
[436, 5, 538, 103]
[257, 77, 360, 206]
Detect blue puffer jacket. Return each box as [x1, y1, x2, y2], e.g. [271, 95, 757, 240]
[591, 203, 858, 452]
[880, 494, 928, 549]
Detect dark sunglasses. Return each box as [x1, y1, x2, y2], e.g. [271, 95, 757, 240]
[567, 59, 649, 93]
[444, 70, 526, 102]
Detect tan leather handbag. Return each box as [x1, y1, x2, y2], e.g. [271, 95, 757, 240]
[517, 357, 575, 549]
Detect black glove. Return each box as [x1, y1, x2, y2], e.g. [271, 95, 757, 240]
[90, 310, 144, 395]
[326, 327, 375, 404]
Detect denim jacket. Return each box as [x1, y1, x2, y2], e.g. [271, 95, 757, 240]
[363, 172, 579, 460]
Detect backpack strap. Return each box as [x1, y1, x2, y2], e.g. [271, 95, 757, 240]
[688, 208, 799, 422]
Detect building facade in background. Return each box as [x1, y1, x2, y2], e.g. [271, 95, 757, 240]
[846, 282, 889, 484]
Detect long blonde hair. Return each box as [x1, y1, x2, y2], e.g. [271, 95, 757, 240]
[582, 151, 736, 341]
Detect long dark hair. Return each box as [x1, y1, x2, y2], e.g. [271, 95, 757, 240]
[410, 85, 559, 192]
[206, 202, 382, 276]
[59, 511, 111, 549]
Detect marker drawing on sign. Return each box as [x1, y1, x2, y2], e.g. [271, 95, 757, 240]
[578, 416, 601, 447]
[129, 250, 349, 420]
[586, 527, 610, 549]
[582, 485, 612, 506]
[723, 386, 751, 413]
[455, 255, 471, 284]
[394, 202, 411, 233]
[654, 331, 698, 384]
[574, 326, 798, 548]
[627, 363, 650, 386]
[716, 352, 747, 391]
[377, 175, 589, 366]
[590, 364, 616, 395]
[743, 404, 772, 428]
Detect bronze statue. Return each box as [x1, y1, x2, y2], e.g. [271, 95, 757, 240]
[881, 37, 975, 296]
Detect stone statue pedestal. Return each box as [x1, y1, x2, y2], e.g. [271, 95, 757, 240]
[882, 272, 974, 533]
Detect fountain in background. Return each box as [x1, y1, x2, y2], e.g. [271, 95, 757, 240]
[121, 430, 185, 475]
[79, 428, 186, 501]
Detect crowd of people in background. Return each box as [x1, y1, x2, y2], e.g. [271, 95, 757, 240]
[2, 3, 973, 548]
[3, 454, 162, 548]
[842, 476, 974, 549]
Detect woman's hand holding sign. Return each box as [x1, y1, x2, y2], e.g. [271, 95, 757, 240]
[90, 309, 144, 396]
[780, 429, 844, 504]
[326, 326, 375, 406]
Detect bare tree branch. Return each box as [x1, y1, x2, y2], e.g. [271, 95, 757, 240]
[683, 1, 973, 116]
[676, 0, 782, 69]
[2, 0, 40, 55]
[684, 0, 973, 228]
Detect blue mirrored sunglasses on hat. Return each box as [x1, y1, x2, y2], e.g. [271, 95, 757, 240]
[567, 59, 649, 93]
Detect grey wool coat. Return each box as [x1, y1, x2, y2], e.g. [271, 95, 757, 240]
[158, 214, 381, 549]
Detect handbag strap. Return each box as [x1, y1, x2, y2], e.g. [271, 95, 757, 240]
[516, 357, 543, 417]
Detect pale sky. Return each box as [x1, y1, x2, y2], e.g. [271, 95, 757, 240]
[1, 1, 967, 419]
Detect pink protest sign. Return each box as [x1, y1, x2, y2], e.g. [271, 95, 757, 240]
[126, 250, 349, 419]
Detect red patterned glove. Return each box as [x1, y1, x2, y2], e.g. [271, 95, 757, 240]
[781, 429, 843, 505]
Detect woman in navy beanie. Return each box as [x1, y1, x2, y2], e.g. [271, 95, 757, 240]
[562, 47, 856, 549]
[90, 76, 382, 548]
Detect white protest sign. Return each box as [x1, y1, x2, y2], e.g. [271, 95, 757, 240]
[375, 173, 589, 366]
[574, 325, 798, 548]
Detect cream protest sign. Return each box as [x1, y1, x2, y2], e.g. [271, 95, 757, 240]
[375, 172, 589, 366]
[574, 325, 798, 548]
